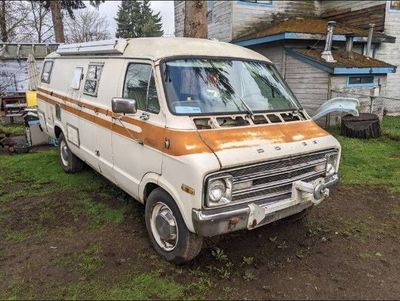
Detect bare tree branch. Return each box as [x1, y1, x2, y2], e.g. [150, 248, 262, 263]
[64, 8, 111, 43]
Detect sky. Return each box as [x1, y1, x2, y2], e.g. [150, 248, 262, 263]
[96, 1, 175, 37]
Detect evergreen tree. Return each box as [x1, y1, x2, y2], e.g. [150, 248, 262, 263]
[115, 0, 163, 38]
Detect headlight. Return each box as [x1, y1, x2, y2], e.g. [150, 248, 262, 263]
[325, 152, 338, 178]
[206, 175, 233, 207]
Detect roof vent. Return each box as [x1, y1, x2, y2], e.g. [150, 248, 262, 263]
[345, 33, 354, 59]
[321, 21, 336, 63]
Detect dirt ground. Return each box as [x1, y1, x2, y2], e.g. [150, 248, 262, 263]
[1, 155, 399, 301]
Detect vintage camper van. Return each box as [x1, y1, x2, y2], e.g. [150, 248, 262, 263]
[37, 38, 341, 263]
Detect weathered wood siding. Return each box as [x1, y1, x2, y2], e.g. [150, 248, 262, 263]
[320, 1, 386, 32]
[250, 45, 284, 74]
[174, 1, 185, 37]
[375, 3, 400, 114]
[232, 0, 320, 39]
[174, 1, 233, 41]
[283, 54, 329, 116]
[320, 0, 384, 13]
[208, 1, 233, 41]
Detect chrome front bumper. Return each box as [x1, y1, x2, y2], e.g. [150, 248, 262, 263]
[192, 174, 339, 237]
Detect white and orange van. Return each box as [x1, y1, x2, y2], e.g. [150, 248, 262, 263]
[37, 38, 341, 263]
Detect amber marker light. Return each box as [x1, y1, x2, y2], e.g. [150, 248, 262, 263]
[181, 184, 195, 195]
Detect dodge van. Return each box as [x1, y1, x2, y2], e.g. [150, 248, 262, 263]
[37, 38, 341, 263]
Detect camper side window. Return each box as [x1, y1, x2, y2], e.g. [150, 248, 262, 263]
[41, 61, 53, 83]
[84, 64, 103, 96]
[123, 63, 160, 114]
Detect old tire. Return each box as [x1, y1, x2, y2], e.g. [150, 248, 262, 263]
[58, 133, 83, 173]
[145, 188, 203, 264]
[282, 207, 313, 223]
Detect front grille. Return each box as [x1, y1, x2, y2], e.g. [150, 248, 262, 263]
[229, 149, 337, 204]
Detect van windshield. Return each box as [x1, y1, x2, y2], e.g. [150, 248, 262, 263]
[162, 59, 301, 115]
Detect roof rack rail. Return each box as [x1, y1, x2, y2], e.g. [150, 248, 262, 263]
[56, 39, 128, 56]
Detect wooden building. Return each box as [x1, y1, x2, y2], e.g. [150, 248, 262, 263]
[0, 43, 59, 95]
[174, 0, 400, 116]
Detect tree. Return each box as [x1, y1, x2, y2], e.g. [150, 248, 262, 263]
[141, 0, 163, 37]
[36, 0, 104, 43]
[0, 1, 31, 42]
[64, 9, 111, 43]
[15, 1, 54, 43]
[115, 0, 163, 39]
[184, 0, 207, 38]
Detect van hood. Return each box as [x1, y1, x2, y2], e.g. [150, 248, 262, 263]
[197, 120, 332, 168]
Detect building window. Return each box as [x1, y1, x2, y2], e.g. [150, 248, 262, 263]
[41, 61, 53, 83]
[389, 0, 400, 11]
[207, 0, 214, 23]
[83, 64, 103, 96]
[238, 0, 273, 6]
[347, 76, 375, 87]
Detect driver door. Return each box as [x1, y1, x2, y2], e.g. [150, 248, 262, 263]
[112, 61, 164, 199]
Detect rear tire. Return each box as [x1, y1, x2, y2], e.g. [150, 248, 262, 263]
[58, 132, 83, 173]
[145, 188, 203, 264]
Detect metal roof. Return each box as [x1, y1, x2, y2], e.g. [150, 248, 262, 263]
[0, 43, 59, 60]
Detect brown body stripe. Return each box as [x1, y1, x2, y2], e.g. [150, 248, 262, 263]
[37, 88, 329, 156]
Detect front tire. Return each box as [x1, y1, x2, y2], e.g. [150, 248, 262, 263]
[145, 188, 203, 264]
[58, 133, 83, 173]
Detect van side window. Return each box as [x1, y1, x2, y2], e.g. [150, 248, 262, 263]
[41, 61, 53, 83]
[84, 64, 103, 96]
[123, 63, 160, 114]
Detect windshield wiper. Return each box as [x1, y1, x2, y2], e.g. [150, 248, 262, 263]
[234, 92, 254, 119]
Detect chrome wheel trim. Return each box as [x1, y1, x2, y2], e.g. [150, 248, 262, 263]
[60, 139, 69, 167]
[150, 202, 178, 252]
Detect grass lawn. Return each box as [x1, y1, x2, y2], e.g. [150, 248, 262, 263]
[331, 116, 400, 193]
[0, 150, 194, 299]
[0, 122, 25, 136]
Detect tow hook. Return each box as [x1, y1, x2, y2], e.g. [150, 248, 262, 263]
[293, 174, 339, 205]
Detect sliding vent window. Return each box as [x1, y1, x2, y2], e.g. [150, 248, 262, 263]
[84, 64, 103, 96]
[123, 63, 160, 114]
[41, 61, 53, 83]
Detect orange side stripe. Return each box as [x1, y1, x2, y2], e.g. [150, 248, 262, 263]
[37, 88, 329, 156]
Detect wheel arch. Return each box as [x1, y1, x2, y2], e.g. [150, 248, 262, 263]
[54, 124, 64, 139]
[139, 173, 195, 233]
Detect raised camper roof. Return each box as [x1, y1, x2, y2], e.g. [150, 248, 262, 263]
[51, 37, 270, 62]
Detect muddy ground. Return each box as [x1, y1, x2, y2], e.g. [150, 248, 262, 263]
[0, 149, 399, 300]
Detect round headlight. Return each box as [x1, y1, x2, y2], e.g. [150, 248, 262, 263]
[208, 180, 226, 202]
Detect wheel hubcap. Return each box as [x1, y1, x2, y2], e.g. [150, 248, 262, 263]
[150, 203, 178, 251]
[60, 140, 69, 166]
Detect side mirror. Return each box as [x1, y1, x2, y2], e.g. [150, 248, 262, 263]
[111, 97, 137, 114]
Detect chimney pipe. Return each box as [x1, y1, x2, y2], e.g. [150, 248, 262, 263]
[366, 23, 375, 57]
[321, 21, 337, 63]
[345, 33, 354, 59]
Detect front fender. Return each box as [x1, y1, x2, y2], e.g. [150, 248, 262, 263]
[139, 173, 197, 233]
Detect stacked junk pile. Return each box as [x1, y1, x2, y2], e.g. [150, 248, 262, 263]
[1, 54, 50, 153]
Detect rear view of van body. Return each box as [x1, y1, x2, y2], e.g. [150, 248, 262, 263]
[37, 38, 340, 263]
